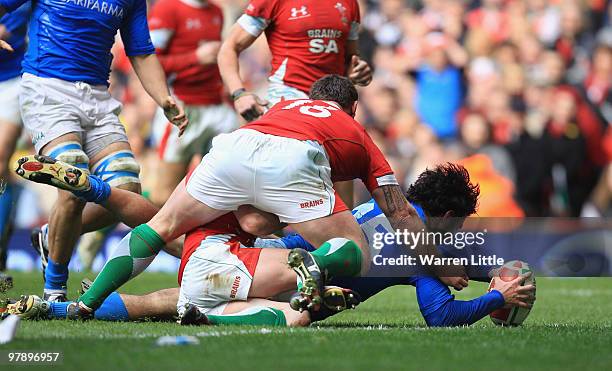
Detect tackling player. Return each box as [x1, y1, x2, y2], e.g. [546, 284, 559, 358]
[10, 163, 535, 326]
[148, 0, 238, 205]
[0, 0, 188, 302]
[15, 75, 466, 319]
[218, 0, 373, 122]
[0, 2, 29, 280]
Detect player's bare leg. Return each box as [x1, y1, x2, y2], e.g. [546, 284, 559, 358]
[150, 161, 187, 207]
[120, 288, 178, 321]
[0, 118, 21, 275]
[24, 135, 141, 301]
[37, 134, 87, 301]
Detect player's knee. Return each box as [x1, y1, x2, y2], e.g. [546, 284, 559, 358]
[91, 150, 141, 190]
[236, 206, 282, 236]
[46, 141, 90, 170]
[56, 189, 86, 212]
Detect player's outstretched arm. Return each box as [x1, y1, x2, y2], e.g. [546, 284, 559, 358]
[129, 54, 188, 135]
[372, 184, 469, 290]
[218, 24, 268, 121]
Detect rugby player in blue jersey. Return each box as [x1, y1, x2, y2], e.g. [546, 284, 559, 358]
[0, 0, 188, 302]
[0, 2, 29, 281]
[10, 161, 534, 326]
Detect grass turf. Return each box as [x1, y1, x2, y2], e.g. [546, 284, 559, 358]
[2, 271, 611, 371]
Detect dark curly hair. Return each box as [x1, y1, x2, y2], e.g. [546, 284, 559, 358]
[309, 74, 358, 110]
[406, 163, 479, 217]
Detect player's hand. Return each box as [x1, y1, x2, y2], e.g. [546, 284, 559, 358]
[440, 275, 469, 291]
[162, 96, 188, 136]
[347, 55, 372, 86]
[0, 24, 11, 40]
[495, 272, 536, 309]
[234, 93, 268, 122]
[195, 41, 221, 65]
[0, 39, 13, 52]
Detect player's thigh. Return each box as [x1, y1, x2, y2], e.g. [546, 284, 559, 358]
[184, 131, 255, 210]
[151, 161, 188, 206]
[290, 210, 369, 255]
[20, 73, 84, 155]
[148, 180, 227, 241]
[249, 248, 294, 298]
[234, 205, 284, 236]
[256, 138, 336, 224]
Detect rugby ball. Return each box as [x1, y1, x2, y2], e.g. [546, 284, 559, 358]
[487, 260, 536, 326]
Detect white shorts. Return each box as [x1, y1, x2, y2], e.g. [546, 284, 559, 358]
[19, 73, 128, 156]
[177, 240, 255, 315]
[0, 77, 22, 125]
[152, 103, 238, 163]
[266, 82, 308, 108]
[186, 129, 336, 224]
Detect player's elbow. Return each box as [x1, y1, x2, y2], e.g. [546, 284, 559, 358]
[423, 310, 458, 327]
[422, 302, 474, 328]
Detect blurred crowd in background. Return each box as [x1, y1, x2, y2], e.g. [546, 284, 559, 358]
[9, 0, 612, 230]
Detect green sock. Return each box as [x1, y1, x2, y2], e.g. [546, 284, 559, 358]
[78, 224, 164, 310]
[207, 307, 287, 326]
[311, 238, 362, 277]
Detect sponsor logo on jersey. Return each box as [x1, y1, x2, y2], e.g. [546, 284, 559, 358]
[64, 0, 125, 19]
[186, 18, 202, 30]
[229, 276, 241, 299]
[300, 199, 324, 209]
[289, 5, 310, 20]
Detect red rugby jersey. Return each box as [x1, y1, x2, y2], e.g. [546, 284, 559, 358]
[178, 213, 259, 285]
[243, 0, 360, 93]
[243, 99, 396, 193]
[149, 0, 224, 105]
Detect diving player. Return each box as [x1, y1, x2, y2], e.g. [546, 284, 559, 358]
[0, 0, 188, 302]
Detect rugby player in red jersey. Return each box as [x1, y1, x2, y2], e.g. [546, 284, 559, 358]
[148, 0, 238, 205]
[14, 75, 467, 319]
[218, 0, 373, 122]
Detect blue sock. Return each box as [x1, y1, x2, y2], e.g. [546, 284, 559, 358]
[44, 258, 68, 290]
[48, 301, 71, 319]
[94, 292, 129, 321]
[0, 183, 15, 238]
[279, 233, 316, 251]
[73, 175, 111, 204]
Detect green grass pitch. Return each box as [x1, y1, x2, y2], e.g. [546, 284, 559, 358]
[2, 271, 611, 371]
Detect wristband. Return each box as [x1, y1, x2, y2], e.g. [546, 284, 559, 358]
[230, 88, 248, 101]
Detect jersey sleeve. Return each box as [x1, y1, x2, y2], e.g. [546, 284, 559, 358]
[148, 0, 176, 50]
[244, 0, 278, 21]
[0, 0, 28, 12]
[362, 130, 397, 193]
[120, 0, 156, 56]
[348, 0, 361, 41]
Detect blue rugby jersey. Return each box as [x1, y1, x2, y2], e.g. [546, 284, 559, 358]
[0, 2, 29, 81]
[0, 0, 155, 85]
